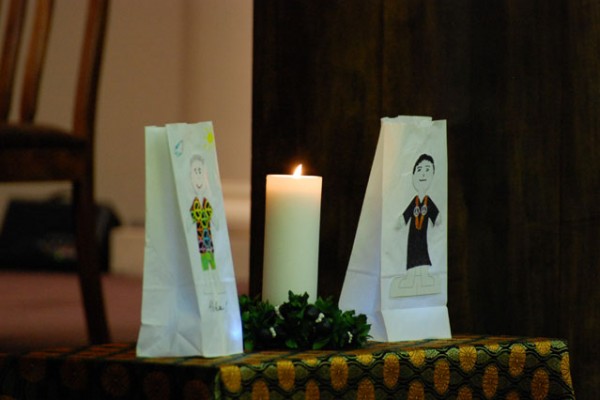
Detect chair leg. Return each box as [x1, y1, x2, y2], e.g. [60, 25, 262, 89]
[73, 178, 110, 343]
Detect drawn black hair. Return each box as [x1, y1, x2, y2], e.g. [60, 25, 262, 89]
[190, 154, 205, 166]
[412, 154, 435, 174]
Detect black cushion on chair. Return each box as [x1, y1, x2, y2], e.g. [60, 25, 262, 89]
[0, 124, 86, 148]
[0, 198, 120, 272]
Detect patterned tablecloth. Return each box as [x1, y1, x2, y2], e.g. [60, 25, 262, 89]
[0, 335, 575, 399]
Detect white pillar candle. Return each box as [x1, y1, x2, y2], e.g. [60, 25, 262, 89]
[262, 165, 322, 305]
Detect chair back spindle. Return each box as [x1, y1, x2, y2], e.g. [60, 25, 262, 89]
[73, 0, 108, 139]
[0, 0, 106, 133]
[20, 0, 54, 123]
[0, 0, 27, 121]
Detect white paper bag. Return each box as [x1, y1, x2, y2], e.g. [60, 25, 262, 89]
[339, 116, 451, 341]
[137, 122, 243, 357]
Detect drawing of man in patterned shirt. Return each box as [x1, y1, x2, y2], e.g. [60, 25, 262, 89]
[189, 154, 217, 272]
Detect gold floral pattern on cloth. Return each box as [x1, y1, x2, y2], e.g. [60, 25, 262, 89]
[561, 353, 573, 388]
[251, 379, 269, 400]
[0, 336, 576, 399]
[433, 359, 450, 395]
[509, 344, 527, 377]
[506, 390, 520, 400]
[276, 360, 295, 391]
[357, 378, 375, 400]
[357, 354, 373, 366]
[458, 345, 477, 372]
[382, 353, 400, 389]
[482, 364, 499, 399]
[408, 349, 426, 368]
[531, 368, 550, 400]
[221, 365, 242, 393]
[535, 340, 552, 356]
[457, 385, 473, 400]
[408, 380, 425, 400]
[486, 343, 501, 353]
[330, 356, 349, 391]
[303, 357, 319, 367]
[305, 379, 320, 400]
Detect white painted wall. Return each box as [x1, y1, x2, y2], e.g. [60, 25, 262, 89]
[0, 0, 253, 284]
[98, 0, 252, 224]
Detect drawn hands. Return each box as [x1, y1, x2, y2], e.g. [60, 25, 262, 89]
[394, 215, 407, 230]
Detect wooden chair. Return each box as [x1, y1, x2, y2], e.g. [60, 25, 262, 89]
[0, 0, 110, 343]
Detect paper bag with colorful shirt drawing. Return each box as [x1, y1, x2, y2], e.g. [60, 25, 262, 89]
[137, 122, 243, 357]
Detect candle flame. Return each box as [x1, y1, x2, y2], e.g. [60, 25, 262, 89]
[293, 164, 303, 177]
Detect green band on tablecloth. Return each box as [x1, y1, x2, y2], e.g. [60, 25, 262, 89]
[0, 336, 575, 399]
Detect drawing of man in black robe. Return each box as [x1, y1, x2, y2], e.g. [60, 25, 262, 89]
[391, 153, 441, 297]
[403, 154, 439, 269]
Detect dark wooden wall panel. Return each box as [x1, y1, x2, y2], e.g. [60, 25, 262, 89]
[561, 0, 600, 390]
[252, 0, 600, 395]
[381, 1, 478, 332]
[501, 1, 565, 337]
[251, 0, 384, 298]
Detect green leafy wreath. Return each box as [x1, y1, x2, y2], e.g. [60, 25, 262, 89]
[239, 291, 371, 351]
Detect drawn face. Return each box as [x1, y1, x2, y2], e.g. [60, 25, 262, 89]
[412, 160, 434, 194]
[190, 158, 205, 193]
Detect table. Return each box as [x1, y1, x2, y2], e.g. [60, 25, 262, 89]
[0, 335, 575, 399]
